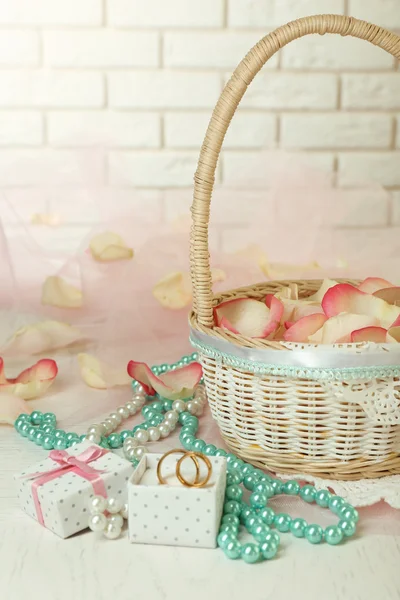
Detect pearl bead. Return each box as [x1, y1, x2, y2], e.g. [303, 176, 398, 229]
[108, 513, 124, 528]
[290, 518, 307, 538]
[87, 424, 102, 435]
[124, 437, 138, 450]
[260, 540, 278, 560]
[315, 489, 331, 508]
[282, 480, 300, 495]
[241, 543, 261, 564]
[124, 401, 137, 416]
[274, 513, 291, 533]
[104, 522, 121, 540]
[325, 525, 343, 545]
[86, 432, 101, 444]
[124, 447, 137, 461]
[89, 495, 107, 515]
[107, 497, 123, 514]
[299, 485, 316, 503]
[164, 410, 179, 425]
[134, 429, 149, 443]
[158, 423, 170, 438]
[132, 393, 145, 405]
[117, 406, 130, 420]
[133, 446, 147, 460]
[305, 524, 323, 544]
[109, 412, 122, 426]
[172, 399, 186, 413]
[103, 418, 115, 433]
[186, 401, 198, 415]
[88, 513, 107, 532]
[121, 503, 129, 520]
[338, 519, 356, 537]
[224, 539, 241, 560]
[148, 427, 161, 441]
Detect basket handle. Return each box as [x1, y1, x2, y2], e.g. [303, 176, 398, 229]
[190, 14, 400, 327]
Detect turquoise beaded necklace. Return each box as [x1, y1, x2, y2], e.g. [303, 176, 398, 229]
[14, 352, 359, 563]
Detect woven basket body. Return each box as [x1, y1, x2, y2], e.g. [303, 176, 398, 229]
[189, 15, 400, 480]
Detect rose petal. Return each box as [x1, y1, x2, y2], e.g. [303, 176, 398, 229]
[0, 393, 32, 425]
[265, 295, 284, 323]
[127, 360, 202, 400]
[211, 268, 226, 283]
[373, 287, 400, 307]
[309, 313, 379, 344]
[358, 277, 394, 294]
[152, 271, 192, 310]
[388, 326, 400, 342]
[214, 298, 278, 338]
[350, 326, 389, 343]
[307, 279, 338, 302]
[275, 296, 322, 324]
[284, 314, 328, 343]
[89, 231, 134, 262]
[42, 276, 83, 309]
[322, 283, 400, 329]
[1, 320, 83, 356]
[0, 358, 58, 400]
[78, 353, 131, 389]
[0, 357, 6, 384]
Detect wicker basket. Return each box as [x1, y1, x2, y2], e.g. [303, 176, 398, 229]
[189, 14, 400, 480]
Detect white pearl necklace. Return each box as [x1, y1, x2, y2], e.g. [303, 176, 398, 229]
[88, 495, 129, 540]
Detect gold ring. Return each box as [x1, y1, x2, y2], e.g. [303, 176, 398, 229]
[156, 449, 200, 485]
[176, 452, 212, 488]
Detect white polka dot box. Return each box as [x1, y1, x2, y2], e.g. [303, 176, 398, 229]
[128, 453, 227, 549]
[14, 441, 134, 539]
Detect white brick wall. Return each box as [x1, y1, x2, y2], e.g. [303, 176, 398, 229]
[0, 0, 398, 254]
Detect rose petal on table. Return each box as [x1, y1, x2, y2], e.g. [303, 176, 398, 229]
[152, 271, 192, 309]
[322, 284, 400, 329]
[42, 276, 83, 309]
[89, 231, 134, 262]
[127, 360, 202, 400]
[307, 279, 338, 302]
[211, 268, 226, 283]
[0, 358, 58, 400]
[309, 313, 379, 344]
[214, 298, 278, 338]
[0, 393, 31, 425]
[358, 277, 394, 294]
[78, 353, 131, 389]
[373, 287, 400, 307]
[350, 326, 389, 344]
[1, 320, 83, 355]
[284, 314, 328, 343]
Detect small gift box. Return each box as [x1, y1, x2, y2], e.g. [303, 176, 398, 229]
[128, 452, 226, 549]
[14, 441, 134, 539]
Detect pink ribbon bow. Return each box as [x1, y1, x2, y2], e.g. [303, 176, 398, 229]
[24, 445, 109, 528]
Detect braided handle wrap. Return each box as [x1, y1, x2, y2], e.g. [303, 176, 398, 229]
[189, 14, 400, 327]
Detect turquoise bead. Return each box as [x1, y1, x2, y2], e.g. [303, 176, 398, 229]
[190, 352, 198, 360]
[339, 504, 359, 523]
[338, 519, 356, 537]
[249, 492, 267, 509]
[328, 495, 345, 514]
[223, 501, 241, 517]
[143, 409, 156, 421]
[274, 513, 292, 533]
[270, 479, 283, 495]
[180, 432, 193, 443]
[30, 411, 43, 425]
[241, 543, 261, 564]
[150, 401, 164, 412]
[260, 540, 278, 560]
[222, 514, 240, 527]
[79, 434, 86, 441]
[315, 489, 331, 508]
[228, 459, 243, 472]
[259, 507, 275, 526]
[54, 437, 68, 450]
[42, 424, 54, 434]
[290, 518, 307, 538]
[243, 474, 258, 491]
[19, 422, 30, 437]
[215, 449, 227, 457]
[305, 524, 323, 544]
[217, 531, 235, 549]
[66, 432, 79, 442]
[179, 412, 192, 425]
[224, 539, 242, 560]
[325, 525, 343, 545]
[69, 438, 81, 447]
[248, 518, 265, 535]
[299, 485, 316, 503]
[240, 507, 253, 523]
[254, 482, 273, 498]
[219, 524, 238, 535]
[16, 413, 31, 422]
[15, 417, 27, 432]
[252, 524, 269, 540]
[99, 437, 109, 448]
[149, 415, 164, 426]
[28, 426, 37, 441]
[120, 430, 133, 442]
[282, 480, 300, 495]
[43, 412, 56, 424]
[162, 399, 173, 411]
[241, 464, 254, 477]
[226, 484, 243, 502]
[258, 474, 272, 484]
[226, 454, 238, 464]
[204, 444, 217, 456]
[108, 433, 122, 448]
[180, 434, 195, 449]
[54, 429, 66, 439]
[264, 531, 280, 546]
[226, 471, 242, 486]
[159, 364, 168, 373]
[245, 514, 262, 530]
[34, 430, 45, 446]
[42, 434, 55, 450]
[192, 439, 206, 453]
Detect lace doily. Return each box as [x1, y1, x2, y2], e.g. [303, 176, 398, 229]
[330, 379, 400, 425]
[277, 472, 400, 508]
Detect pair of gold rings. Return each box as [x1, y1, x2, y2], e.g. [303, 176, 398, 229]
[156, 449, 212, 488]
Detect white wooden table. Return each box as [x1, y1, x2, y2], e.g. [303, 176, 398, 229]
[1, 373, 400, 600]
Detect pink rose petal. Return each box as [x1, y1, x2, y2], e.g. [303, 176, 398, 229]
[358, 277, 394, 294]
[0, 358, 58, 400]
[350, 326, 388, 344]
[284, 314, 327, 343]
[1, 320, 83, 356]
[127, 360, 202, 400]
[309, 313, 379, 344]
[307, 279, 338, 302]
[78, 354, 131, 389]
[322, 283, 400, 329]
[388, 326, 400, 342]
[214, 298, 278, 338]
[373, 287, 400, 307]
[0, 393, 32, 425]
